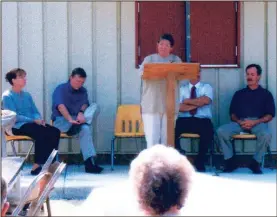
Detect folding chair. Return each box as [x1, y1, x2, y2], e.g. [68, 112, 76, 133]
[37, 149, 58, 215]
[111, 105, 145, 170]
[41, 149, 58, 173]
[27, 162, 66, 216]
[5, 133, 34, 159]
[232, 133, 272, 169]
[3, 135, 34, 194]
[7, 144, 34, 193]
[12, 162, 66, 216]
[179, 133, 214, 170]
[12, 172, 51, 216]
[12, 149, 60, 216]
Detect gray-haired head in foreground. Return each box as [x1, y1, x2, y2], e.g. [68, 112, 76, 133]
[129, 144, 194, 216]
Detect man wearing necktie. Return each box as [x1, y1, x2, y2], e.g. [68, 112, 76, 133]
[174, 70, 214, 172]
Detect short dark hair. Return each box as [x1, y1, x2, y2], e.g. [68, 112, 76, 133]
[129, 145, 194, 215]
[5, 68, 26, 85]
[158, 33, 175, 47]
[1, 177, 7, 209]
[71, 67, 87, 78]
[245, 64, 262, 76]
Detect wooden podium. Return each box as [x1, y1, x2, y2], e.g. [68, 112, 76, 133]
[142, 63, 200, 147]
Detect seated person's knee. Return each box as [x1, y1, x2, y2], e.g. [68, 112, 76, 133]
[80, 124, 90, 132]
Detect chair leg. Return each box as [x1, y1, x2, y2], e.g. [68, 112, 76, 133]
[209, 139, 214, 171]
[46, 197, 51, 217]
[261, 145, 272, 169]
[261, 154, 265, 169]
[11, 140, 17, 156]
[111, 137, 116, 171]
[25, 142, 34, 162]
[267, 145, 274, 169]
[231, 139, 236, 156]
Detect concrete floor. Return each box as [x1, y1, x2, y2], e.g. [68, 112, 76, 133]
[19, 164, 276, 216]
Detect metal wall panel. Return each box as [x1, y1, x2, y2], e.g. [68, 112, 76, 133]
[43, 2, 69, 153]
[1, 2, 276, 155]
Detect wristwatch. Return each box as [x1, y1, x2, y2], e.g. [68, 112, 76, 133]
[79, 110, 84, 114]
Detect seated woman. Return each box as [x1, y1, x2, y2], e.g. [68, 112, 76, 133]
[2, 68, 61, 175]
[129, 144, 194, 216]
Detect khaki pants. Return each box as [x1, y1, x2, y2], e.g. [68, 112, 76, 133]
[217, 121, 271, 163]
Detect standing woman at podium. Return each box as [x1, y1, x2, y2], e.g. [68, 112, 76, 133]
[139, 33, 182, 148]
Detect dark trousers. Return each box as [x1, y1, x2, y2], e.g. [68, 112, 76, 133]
[12, 123, 60, 164]
[174, 117, 214, 161]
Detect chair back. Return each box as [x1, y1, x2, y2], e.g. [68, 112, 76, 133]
[12, 172, 51, 216]
[27, 162, 66, 216]
[114, 105, 144, 135]
[41, 149, 58, 173]
[12, 162, 66, 216]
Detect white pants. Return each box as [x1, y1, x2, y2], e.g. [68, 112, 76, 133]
[142, 113, 167, 148]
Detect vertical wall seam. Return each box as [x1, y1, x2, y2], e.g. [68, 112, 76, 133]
[67, 2, 72, 153]
[67, 2, 72, 76]
[91, 2, 96, 104]
[17, 2, 22, 153]
[116, 2, 122, 107]
[42, 2, 46, 119]
[240, 2, 245, 87]
[216, 68, 220, 127]
[265, 2, 268, 89]
[116, 2, 122, 152]
[17, 2, 21, 67]
[91, 2, 98, 148]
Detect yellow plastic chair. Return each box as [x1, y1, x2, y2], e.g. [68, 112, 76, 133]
[111, 105, 145, 170]
[179, 133, 214, 169]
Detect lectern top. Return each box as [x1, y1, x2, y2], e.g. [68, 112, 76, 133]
[142, 63, 200, 80]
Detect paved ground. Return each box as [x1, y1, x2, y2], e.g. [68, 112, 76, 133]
[16, 164, 277, 216]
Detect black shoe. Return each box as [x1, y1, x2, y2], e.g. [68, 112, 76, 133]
[66, 125, 82, 136]
[194, 158, 206, 172]
[84, 158, 104, 174]
[23, 203, 30, 211]
[30, 166, 42, 175]
[223, 157, 238, 173]
[248, 159, 263, 174]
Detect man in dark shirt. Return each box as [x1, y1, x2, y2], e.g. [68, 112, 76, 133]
[217, 64, 275, 174]
[52, 67, 103, 174]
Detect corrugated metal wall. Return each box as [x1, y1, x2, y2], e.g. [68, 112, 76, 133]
[2, 2, 276, 156]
